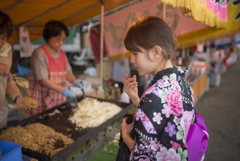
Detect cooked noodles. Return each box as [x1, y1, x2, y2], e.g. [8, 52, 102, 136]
[16, 97, 38, 108]
[0, 123, 73, 156]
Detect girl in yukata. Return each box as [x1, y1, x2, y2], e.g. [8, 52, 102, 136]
[121, 16, 196, 161]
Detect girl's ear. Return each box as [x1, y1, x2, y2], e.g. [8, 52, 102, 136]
[153, 46, 162, 60]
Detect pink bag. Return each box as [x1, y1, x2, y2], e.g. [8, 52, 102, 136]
[187, 112, 209, 161]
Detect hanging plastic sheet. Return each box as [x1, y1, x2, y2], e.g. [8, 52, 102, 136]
[161, 0, 228, 28]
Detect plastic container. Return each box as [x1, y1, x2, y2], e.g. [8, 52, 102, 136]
[105, 82, 113, 100]
[97, 86, 105, 99]
[210, 73, 221, 87]
[111, 83, 121, 100]
[120, 92, 130, 103]
[0, 139, 22, 161]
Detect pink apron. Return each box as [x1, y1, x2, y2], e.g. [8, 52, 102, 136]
[27, 45, 66, 117]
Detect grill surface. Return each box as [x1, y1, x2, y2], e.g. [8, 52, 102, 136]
[2, 96, 132, 161]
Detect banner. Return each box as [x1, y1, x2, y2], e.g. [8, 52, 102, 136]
[19, 26, 32, 58]
[104, 0, 207, 61]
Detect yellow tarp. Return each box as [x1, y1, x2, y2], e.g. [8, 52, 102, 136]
[0, 0, 135, 45]
[161, 0, 228, 28]
[177, 1, 240, 48]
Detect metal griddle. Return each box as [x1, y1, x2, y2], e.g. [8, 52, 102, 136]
[2, 96, 132, 161]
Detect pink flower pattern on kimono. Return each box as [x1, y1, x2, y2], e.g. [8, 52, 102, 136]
[135, 108, 142, 121]
[171, 141, 180, 150]
[180, 110, 195, 137]
[141, 84, 156, 99]
[166, 90, 183, 116]
[139, 159, 150, 161]
[170, 80, 182, 91]
[150, 140, 160, 153]
[190, 86, 195, 104]
[156, 79, 164, 88]
[152, 112, 163, 124]
[176, 66, 186, 74]
[162, 104, 173, 118]
[138, 108, 157, 134]
[155, 147, 181, 161]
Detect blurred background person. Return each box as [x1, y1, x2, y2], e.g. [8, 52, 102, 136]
[0, 11, 28, 129]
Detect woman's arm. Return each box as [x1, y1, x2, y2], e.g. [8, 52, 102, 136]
[122, 131, 135, 151]
[6, 78, 21, 100]
[66, 73, 76, 84]
[38, 79, 64, 93]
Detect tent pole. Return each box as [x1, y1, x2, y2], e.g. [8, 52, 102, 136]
[163, 3, 166, 21]
[3, 0, 24, 13]
[20, 0, 74, 26]
[100, 2, 104, 88]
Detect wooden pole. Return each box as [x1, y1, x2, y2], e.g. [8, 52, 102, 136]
[163, 3, 166, 21]
[100, 2, 104, 88]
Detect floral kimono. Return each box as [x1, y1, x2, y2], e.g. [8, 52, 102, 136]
[130, 66, 196, 161]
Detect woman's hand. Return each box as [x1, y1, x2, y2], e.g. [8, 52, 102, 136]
[0, 62, 12, 78]
[122, 74, 140, 106]
[121, 117, 135, 150]
[16, 97, 33, 110]
[121, 117, 134, 135]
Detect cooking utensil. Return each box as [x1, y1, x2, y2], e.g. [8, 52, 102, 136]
[72, 97, 79, 108]
[10, 75, 30, 95]
[79, 81, 85, 98]
[68, 87, 79, 108]
[12, 75, 29, 89]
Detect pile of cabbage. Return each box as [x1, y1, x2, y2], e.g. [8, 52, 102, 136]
[69, 98, 122, 129]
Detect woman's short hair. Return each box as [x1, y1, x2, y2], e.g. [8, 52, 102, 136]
[0, 10, 13, 38]
[124, 16, 177, 61]
[43, 20, 69, 42]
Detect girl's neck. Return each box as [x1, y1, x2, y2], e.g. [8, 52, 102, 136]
[45, 44, 58, 53]
[152, 59, 173, 76]
[164, 59, 173, 69]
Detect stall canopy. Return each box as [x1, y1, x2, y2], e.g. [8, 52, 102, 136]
[0, 0, 137, 45]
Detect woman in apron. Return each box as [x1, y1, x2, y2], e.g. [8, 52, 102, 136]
[27, 20, 85, 117]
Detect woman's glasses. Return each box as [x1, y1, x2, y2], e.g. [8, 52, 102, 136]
[55, 37, 66, 43]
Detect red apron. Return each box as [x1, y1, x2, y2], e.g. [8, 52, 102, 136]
[27, 45, 67, 117]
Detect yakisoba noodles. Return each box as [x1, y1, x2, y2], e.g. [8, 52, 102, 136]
[16, 97, 38, 109]
[0, 123, 73, 156]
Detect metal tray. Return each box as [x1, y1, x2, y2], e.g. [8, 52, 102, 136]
[2, 96, 132, 161]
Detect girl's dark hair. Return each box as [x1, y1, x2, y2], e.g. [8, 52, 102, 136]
[0, 10, 13, 38]
[124, 16, 177, 61]
[43, 20, 69, 42]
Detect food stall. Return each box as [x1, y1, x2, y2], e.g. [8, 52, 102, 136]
[184, 50, 210, 104]
[0, 1, 140, 160]
[1, 0, 239, 160]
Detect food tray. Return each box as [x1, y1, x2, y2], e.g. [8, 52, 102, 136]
[1, 96, 132, 161]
